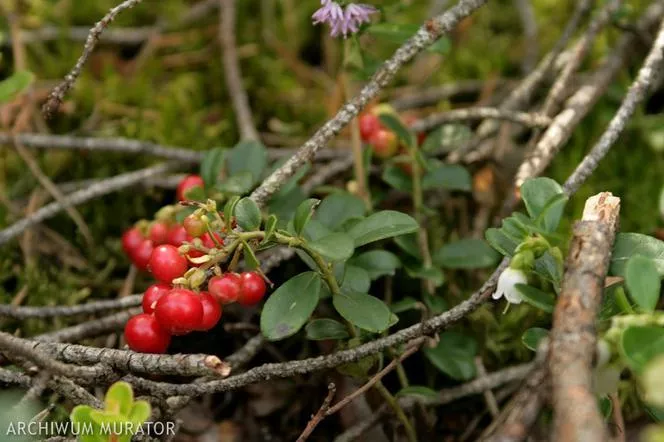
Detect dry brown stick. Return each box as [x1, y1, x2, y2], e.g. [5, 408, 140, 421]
[410, 107, 551, 132]
[219, 0, 259, 141]
[512, 0, 539, 73]
[475, 356, 500, 417]
[296, 383, 337, 442]
[35, 307, 141, 343]
[42, 0, 144, 117]
[0, 162, 178, 246]
[0, 295, 142, 319]
[249, 0, 489, 207]
[549, 193, 621, 442]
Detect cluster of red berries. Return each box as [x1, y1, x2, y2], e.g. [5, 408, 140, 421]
[121, 174, 267, 354]
[358, 104, 426, 173]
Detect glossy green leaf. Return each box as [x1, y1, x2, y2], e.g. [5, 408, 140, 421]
[423, 292, 447, 314]
[223, 195, 240, 230]
[515, 284, 555, 313]
[349, 250, 401, 279]
[347, 210, 419, 247]
[404, 264, 445, 287]
[104, 381, 133, 416]
[367, 23, 419, 43]
[611, 233, 664, 277]
[70, 405, 105, 442]
[424, 332, 478, 380]
[127, 401, 151, 427]
[340, 265, 371, 293]
[379, 113, 416, 148]
[382, 164, 413, 192]
[625, 255, 661, 312]
[260, 272, 321, 341]
[294, 198, 320, 235]
[394, 233, 421, 259]
[390, 296, 420, 313]
[520, 177, 565, 231]
[0, 71, 34, 103]
[183, 185, 205, 201]
[433, 238, 500, 269]
[242, 242, 260, 269]
[522, 327, 549, 351]
[226, 140, 268, 184]
[333, 291, 391, 333]
[485, 227, 520, 257]
[199, 147, 226, 188]
[308, 232, 355, 262]
[315, 192, 366, 231]
[216, 172, 254, 195]
[234, 198, 262, 231]
[621, 326, 664, 372]
[305, 319, 349, 340]
[261, 214, 278, 244]
[422, 165, 472, 191]
[396, 386, 439, 400]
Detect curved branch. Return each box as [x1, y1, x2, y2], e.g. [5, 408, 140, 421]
[0, 295, 141, 319]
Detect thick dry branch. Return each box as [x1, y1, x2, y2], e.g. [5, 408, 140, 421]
[410, 107, 551, 132]
[564, 16, 664, 195]
[549, 193, 621, 442]
[0, 295, 141, 319]
[516, 3, 664, 188]
[23, 340, 230, 378]
[0, 162, 177, 246]
[35, 307, 141, 343]
[219, 0, 259, 141]
[42, 0, 144, 117]
[249, 0, 489, 207]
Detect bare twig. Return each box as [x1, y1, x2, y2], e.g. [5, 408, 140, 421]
[475, 356, 500, 417]
[564, 15, 664, 195]
[550, 193, 621, 442]
[410, 107, 551, 132]
[35, 307, 141, 343]
[296, 383, 337, 442]
[219, 0, 259, 141]
[389, 79, 510, 111]
[0, 162, 178, 246]
[249, 0, 490, 207]
[301, 156, 354, 194]
[512, 0, 539, 73]
[42, 0, 144, 117]
[0, 295, 141, 319]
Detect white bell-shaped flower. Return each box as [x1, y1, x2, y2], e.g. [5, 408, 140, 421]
[493, 267, 528, 304]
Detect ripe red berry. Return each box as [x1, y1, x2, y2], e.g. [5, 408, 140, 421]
[369, 129, 398, 159]
[142, 283, 171, 314]
[197, 292, 222, 331]
[167, 224, 189, 247]
[201, 232, 224, 248]
[183, 215, 206, 238]
[149, 245, 189, 283]
[124, 314, 171, 354]
[238, 272, 267, 306]
[359, 113, 381, 142]
[154, 289, 204, 335]
[122, 227, 144, 256]
[176, 175, 205, 201]
[149, 221, 170, 245]
[208, 273, 242, 304]
[131, 239, 154, 272]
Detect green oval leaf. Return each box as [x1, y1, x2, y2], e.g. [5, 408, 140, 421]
[625, 255, 661, 312]
[390, 296, 420, 313]
[260, 272, 321, 341]
[127, 401, 151, 427]
[433, 238, 500, 269]
[234, 197, 262, 231]
[315, 192, 366, 231]
[522, 327, 549, 351]
[261, 214, 278, 245]
[611, 233, 664, 277]
[520, 177, 565, 232]
[70, 405, 104, 442]
[422, 165, 472, 191]
[0, 71, 35, 103]
[226, 140, 267, 184]
[485, 228, 519, 257]
[382, 164, 413, 192]
[340, 265, 371, 293]
[200, 147, 226, 188]
[216, 172, 254, 195]
[515, 284, 555, 313]
[347, 210, 419, 247]
[305, 319, 349, 340]
[423, 332, 478, 381]
[349, 250, 401, 280]
[308, 232, 355, 262]
[105, 381, 133, 416]
[333, 291, 390, 333]
[620, 326, 664, 372]
[294, 198, 320, 236]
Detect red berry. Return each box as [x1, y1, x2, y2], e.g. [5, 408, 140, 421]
[154, 289, 204, 335]
[176, 175, 205, 201]
[197, 292, 222, 331]
[167, 225, 189, 247]
[124, 314, 171, 354]
[208, 273, 242, 304]
[359, 113, 381, 142]
[149, 221, 170, 245]
[184, 215, 206, 238]
[238, 272, 267, 306]
[131, 239, 154, 272]
[142, 283, 171, 314]
[201, 232, 224, 248]
[122, 227, 143, 256]
[149, 244, 188, 283]
[369, 129, 398, 159]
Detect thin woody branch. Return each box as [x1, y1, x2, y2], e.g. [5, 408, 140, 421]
[249, 0, 489, 207]
[35, 307, 141, 343]
[0, 295, 141, 319]
[410, 107, 551, 132]
[549, 193, 621, 442]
